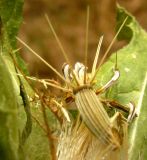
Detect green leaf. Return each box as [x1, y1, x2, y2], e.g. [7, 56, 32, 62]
[0, 0, 26, 95]
[96, 5, 147, 160]
[0, 0, 33, 159]
[0, 0, 27, 73]
[0, 0, 23, 48]
[0, 55, 19, 160]
[129, 74, 147, 160]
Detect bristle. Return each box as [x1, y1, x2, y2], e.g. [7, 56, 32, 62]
[16, 73, 71, 92]
[45, 14, 81, 86]
[16, 37, 71, 86]
[84, 6, 89, 84]
[45, 14, 70, 64]
[91, 36, 103, 78]
[90, 17, 128, 83]
[115, 51, 118, 70]
[98, 17, 128, 68]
